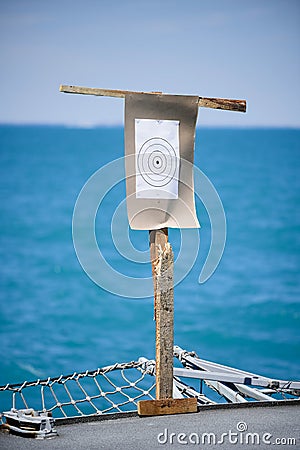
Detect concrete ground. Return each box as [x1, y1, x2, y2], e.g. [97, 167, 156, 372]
[1, 401, 299, 449]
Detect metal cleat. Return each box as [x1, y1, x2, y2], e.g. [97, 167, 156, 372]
[2, 408, 58, 439]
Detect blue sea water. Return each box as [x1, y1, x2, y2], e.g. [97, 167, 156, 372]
[0, 125, 299, 392]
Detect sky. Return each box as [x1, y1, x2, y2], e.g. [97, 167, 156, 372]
[0, 0, 299, 127]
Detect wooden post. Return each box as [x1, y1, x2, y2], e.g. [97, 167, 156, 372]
[149, 228, 173, 399]
[137, 229, 197, 416]
[155, 243, 174, 399]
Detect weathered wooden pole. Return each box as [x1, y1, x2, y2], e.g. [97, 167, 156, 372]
[137, 229, 197, 416]
[149, 228, 174, 400]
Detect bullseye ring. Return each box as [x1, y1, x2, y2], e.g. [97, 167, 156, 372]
[137, 137, 177, 187]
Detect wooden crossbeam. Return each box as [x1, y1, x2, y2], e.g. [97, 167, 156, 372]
[59, 85, 247, 113]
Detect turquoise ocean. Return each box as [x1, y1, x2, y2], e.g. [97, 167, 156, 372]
[0, 126, 299, 394]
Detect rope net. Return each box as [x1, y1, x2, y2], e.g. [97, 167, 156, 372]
[0, 361, 156, 419]
[1, 347, 299, 420]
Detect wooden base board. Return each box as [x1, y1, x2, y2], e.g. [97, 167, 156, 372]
[138, 398, 198, 416]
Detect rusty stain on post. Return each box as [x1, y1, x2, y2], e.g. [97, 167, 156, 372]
[149, 228, 168, 321]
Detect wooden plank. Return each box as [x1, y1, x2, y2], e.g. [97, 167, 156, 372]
[138, 398, 198, 416]
[59, 85, 246, 112]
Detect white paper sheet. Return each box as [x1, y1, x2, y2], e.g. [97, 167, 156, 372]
[135, 119, 180, 199]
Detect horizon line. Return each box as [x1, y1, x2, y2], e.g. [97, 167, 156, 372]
[0, 122, 299, 130]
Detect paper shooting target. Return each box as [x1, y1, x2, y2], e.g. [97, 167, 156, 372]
[135, 119, 180, 199]
[137, 137, 177, 187]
